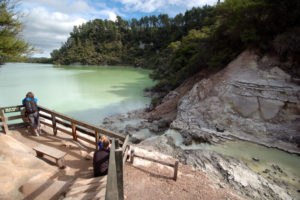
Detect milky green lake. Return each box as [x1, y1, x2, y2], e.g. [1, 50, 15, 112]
[0, 63, 155, 125]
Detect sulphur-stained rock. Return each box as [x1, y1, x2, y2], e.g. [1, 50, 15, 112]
[258, 98, 285, 120]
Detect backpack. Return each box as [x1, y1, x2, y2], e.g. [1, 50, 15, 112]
[25, 98, 38, 114]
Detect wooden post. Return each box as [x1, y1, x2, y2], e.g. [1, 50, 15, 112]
[71, 122, 77, 141]
[115, 139, 119, 149]
[0, 109, 9, 134]
[51, 114, 57, 136]
[122, 134, 129, 154]
[130, 149, 135, 164]
[95, 131, 99, 150]
[173, 160, 179, 181]
[115, 149, 124, 200]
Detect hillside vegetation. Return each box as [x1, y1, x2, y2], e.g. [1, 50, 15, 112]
[51, 0, 300, 92]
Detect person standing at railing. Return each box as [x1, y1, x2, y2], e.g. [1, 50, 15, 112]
[22, 92, 40, 136]
[93, 137, 110, 177]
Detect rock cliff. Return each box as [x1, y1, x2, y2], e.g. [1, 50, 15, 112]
[171, 50, 300, 153]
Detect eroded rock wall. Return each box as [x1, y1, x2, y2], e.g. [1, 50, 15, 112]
[171, 50, 300, 152]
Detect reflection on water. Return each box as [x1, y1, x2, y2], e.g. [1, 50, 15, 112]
[0, 63, 155, 125]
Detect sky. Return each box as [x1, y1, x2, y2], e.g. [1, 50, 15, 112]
[19, 0, 219, 58]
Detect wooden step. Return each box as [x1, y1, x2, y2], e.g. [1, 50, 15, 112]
[64, 187, 106, 200]
[73, 175, 107, 187]
[66, 182, 106, 197]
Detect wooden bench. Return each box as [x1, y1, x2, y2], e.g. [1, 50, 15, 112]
[33, 144, 67, 168]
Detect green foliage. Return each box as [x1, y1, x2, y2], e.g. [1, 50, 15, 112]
[0, 0, 32, 64]
[51, 6, 215, 67]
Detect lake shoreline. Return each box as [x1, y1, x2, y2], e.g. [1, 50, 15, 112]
[101, 108, 300, 199]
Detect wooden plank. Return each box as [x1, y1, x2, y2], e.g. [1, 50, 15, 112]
[55, 118, 71, 128]
[7, 122, 27, 130]
[76, 126, 94, 137]
[64, 188, 106, 200]
[67, 182, 106, 196]
[33, 144, 66, 159]
[0, 109, 9, 134]
[56, 126, 73, 136]
[39, 113, 52, 120]
[40, 120, 53, 128]
[73, 175, 107, 187]
[134, 154, 175, 168]
[6, 115, 23, 121]
[72, 122, 77, 141]
[38, 106, 125, 141]
[105, 139, 119, 200]
[76, 135, 94, 145]
[115, 149, 124, 200]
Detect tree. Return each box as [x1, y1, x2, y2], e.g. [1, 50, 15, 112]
[0, 0, 32, 64]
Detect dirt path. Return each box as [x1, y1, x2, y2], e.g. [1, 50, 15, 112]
[124, 147, 243, 200]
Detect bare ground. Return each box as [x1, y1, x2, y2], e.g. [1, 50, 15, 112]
[124, 147, 243, 200]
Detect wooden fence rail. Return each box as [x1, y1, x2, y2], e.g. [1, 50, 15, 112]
[0, 105, 126, 148]
[130, 149, 179, 181]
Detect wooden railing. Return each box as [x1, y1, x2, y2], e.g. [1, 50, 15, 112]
[106, 138, 124, 200]
[0, 105, 126, 148]
[1, 105, 130, 200]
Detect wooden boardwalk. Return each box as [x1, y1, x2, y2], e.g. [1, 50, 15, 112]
[0, 105, 130, 200]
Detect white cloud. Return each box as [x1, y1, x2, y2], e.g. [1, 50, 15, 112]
[20, 1, 119, 57]
[21, 7, 87, 57]
[117, 0, 218, 13]
[23, 0, 92, 14]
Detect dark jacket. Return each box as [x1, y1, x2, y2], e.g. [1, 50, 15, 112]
[93, 149, 110, 177]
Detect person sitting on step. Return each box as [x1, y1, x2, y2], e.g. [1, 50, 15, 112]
[93, 137, 110, 177]
[98, 135, 111, 151]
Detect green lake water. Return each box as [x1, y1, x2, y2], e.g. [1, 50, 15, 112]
[0, 63, 155, 125]
[167, 129, 300, 195]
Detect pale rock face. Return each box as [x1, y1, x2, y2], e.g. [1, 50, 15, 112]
[171, 50, 300, 151]
[258, 98, 285, 120]
[223, 94, 259, 118]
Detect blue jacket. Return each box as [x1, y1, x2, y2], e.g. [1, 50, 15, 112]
[22, 97, 38, 105]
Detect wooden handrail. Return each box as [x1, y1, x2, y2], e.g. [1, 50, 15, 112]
[1, 105, 126, 144]
[105, 139, 124, 200]
[38, 106, 125, 141]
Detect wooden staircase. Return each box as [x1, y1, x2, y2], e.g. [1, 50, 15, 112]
[64, 176, 107, 200]
[1, 105, 130, 200]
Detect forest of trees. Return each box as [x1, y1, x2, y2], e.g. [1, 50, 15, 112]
[51, 0, 300, 92]
[0, 0, 32, 65]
